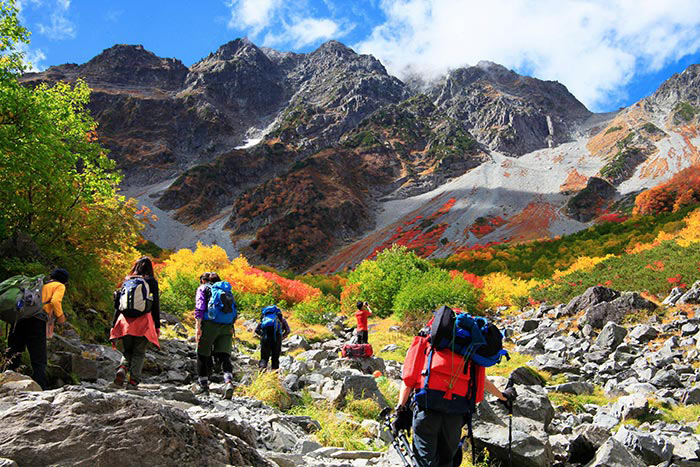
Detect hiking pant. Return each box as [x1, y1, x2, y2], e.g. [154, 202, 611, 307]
[412, 407, 464, 467]
[357, 330, 368, 344]
[7, 316, 48, 389]
[197, 320, 233, 357]
[119, 335, 148, 383]
[259, 337, 282, 370]
[197, 352, 233, 379]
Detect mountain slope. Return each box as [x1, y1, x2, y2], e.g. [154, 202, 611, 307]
[20, 41, 700, 271]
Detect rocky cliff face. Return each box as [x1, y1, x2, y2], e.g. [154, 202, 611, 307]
[21, 39, 700, 271]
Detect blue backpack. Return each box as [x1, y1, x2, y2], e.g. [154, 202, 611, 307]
[260, 305, 281, 340]
[206, 281, 237, 324]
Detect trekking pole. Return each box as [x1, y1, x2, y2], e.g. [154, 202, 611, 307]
[508, 405, 513, 467]
[379, 407, 419, 467]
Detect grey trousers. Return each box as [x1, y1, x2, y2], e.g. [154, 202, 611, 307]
[119, 335, 148, 383]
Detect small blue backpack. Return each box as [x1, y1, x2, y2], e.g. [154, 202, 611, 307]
[206, 281, 237, 324]
[260, 305, 281, 340]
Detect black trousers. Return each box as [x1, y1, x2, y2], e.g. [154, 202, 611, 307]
[357, 330, 368, 344]
[7, 317, 48, 389]
[412, 407, 464, 467]
[259, 337, 282, 369]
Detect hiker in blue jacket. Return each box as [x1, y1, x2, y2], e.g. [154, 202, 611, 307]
[254, 305, 290, 370]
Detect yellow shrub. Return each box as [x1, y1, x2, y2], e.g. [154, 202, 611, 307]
[676, 208, 700, 247]
[552, 254, 615, 280]
[482, 272, 539, 308]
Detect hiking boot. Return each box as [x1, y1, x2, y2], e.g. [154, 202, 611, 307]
[222, 382, 234, 400]
[125, 379, 139, 391]
[192, 382, 209, 396]
[112, 366, 127, 388]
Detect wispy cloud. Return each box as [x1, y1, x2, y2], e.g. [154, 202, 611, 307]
[225, 0, 351, 49]
[354, 0, 700, 111]
[36, 0, 75, 40]
[15, 41, 47, 71]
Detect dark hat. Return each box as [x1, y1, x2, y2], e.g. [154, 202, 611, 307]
[356, 301, 364, 310]
[50, 268, 69, 284]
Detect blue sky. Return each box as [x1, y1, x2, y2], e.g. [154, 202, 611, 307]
[16, 0, 700, 112]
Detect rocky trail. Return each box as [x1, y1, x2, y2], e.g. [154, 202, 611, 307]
[2, 282, 700, 466]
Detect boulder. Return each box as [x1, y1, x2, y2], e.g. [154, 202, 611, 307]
[564, 286, 620, 316]
[508, 385, 555, 430]
[580, 292, 656, 329]
[472, 416, 554, 467]
[285, 335, 310, 352]
[508, 366, 546, 387]
[0, 371, 42, 393]
[613, 425, 673, 465]
[0, 387, 273, 467]
[337, 372, 389, 409]
[568, 424, 611, 465]
[663, 287, 685, 306]
[0, 459, 17, 467]
[550, 382, 594, 395]
[651, 369, 683, 389]
[678, 281, 700, 305]
[611, 393, 649, 420]
[595, 322, 627, 351]
[585, 438, 645, 467]
[628, 324, 659, 343]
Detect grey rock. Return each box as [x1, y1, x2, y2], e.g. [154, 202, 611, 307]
[338, 374, 388, 409]
[581, 292, 656, 329]
[0, 387, 272, 467]
[551, 382, 594, 395]
[509, 385, 555, 430]
[614, 425, 672, 464]
[508, 366, 545, 386]
[685, 386, 700, 404]
[678, 281, 700, 305]
[473, 417, 554, 467]
[330, 450, 382, 459]
[564, 286, 620, 316]
[520, 319, 541, 333]
[0, 459, 18, 467]
[683, 322, 700, 336]
[663, 287, 685, 306]
[585, 438, 645, 467]
[612, 393, 649, 420]
[596, 322, 628, 351]
[298, 440, 323, 455]
[568, 424, 611, 465]
[285, 335, 310, 352]
[651, 369, 683, 388]
[629, 324, 659, 343]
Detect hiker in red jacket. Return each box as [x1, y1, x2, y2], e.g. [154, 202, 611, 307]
[355, 301, 372, 344]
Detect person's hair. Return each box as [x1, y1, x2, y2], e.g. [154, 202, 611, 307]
[199, 272, 211, 283]
[356, 301, 364, 310]
[209, 272, 221, 283]
[49, 268, 69, 284]
[130, 256, 154, 277]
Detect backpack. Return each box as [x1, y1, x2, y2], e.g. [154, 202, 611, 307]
[342, 343, 373, 358]
[117, 276, 152, 318]
[260, 305, 282, 340]
[0, 275, 48, 327]
[206, 281, 237, 324]
[429, 305, 508, 367]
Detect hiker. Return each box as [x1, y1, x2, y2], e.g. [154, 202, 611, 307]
[6, 268, 69, 390]
[355, 301, 372, 344]
[194, 272, 236, 398]
[255, 305, 290, 370]
[110, 257, 160, 390]
[392, 307, 517, 467]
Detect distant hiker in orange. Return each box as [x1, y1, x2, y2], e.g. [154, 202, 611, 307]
[355, 301, 372, 344]
[110, 257, 160, 390]
[6, 268, 69, 390]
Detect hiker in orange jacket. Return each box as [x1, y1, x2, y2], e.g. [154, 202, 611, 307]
[7, 268, 69, 390]
[355, 301, 372, 344]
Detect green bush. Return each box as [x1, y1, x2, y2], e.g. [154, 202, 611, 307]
[393, 268, 480, 318]
[347, 245, 431, 316]
[160, 272, 199, 318]
[235, 292, 285, 320]
[293, 294, 338, 325]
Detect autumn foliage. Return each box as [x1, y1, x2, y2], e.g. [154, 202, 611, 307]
[634, 165, 700, 215]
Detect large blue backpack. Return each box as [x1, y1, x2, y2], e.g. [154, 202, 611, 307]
[260, 305, 281, 340]
[206, 281, 237, 324]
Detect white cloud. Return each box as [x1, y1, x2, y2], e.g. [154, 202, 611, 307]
[225, 0, 352, 49]
[14, 42, 47, 72]
[264, 17, 346, 48]
[354, 0, 700, 111]
[227, 0, 282, 35]
[36, 0, 75, 40]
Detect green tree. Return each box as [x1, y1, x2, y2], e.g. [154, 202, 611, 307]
[346, 245, 431, 316]
[0, 0, 29, 77]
